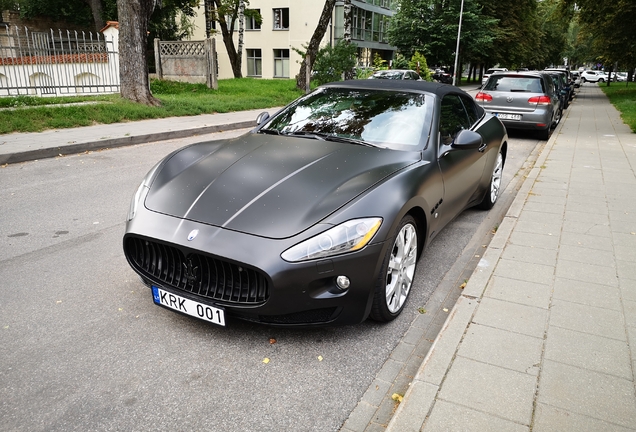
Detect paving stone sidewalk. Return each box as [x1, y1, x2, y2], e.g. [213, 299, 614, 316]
[386, 84, 636, 432]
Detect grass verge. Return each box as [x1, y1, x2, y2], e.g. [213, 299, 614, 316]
[599, 83, 636, 132]
[0, 78, 304, 134]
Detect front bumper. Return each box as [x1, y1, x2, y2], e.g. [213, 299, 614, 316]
[123, 208, 388, 327]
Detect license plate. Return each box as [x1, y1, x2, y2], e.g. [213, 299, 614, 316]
[152, 286, 225, 326]
[496, 113, 522, 120]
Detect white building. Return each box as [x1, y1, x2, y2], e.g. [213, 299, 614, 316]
[187, 0, 396, 80]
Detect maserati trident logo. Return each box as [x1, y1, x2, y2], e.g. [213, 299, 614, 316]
[187, 229, 199, 241]
[183, 259, 199, 283]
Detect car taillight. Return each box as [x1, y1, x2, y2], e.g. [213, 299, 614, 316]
[475, 92, 492, 102]
[528, 95, 551, 105]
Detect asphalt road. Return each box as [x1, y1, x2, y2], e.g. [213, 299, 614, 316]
[0, 127, 541, 432]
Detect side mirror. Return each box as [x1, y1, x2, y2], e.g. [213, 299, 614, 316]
[256, 112, 270, 125]
[451, 129, 483, 149]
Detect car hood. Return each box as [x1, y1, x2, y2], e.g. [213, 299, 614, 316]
[144, 133, 420, 239]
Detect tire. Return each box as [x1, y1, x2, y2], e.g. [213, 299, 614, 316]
[370, 215, 418, 322]
[551, 108, 562, 129]
[581, 77, 586, 83]
[477, 148, 504, 210]
[599, 78, 604, 83]
[538, 127, 550, 141]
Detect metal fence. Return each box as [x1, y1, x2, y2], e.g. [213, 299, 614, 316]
[0, 26, 120, 97]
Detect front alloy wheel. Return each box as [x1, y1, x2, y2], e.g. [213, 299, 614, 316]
[370, 216, 418, 321]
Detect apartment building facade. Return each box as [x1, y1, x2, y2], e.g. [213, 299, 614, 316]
[187, 0, 396, 80]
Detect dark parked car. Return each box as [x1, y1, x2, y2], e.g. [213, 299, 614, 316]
[546, 71, 572, 110]
[476, 71, 561, 140]
[123, 80, 508, 327]
[368, 69, 422, 80]
[545, 69, 574, 105]
[432, 68, 453, 84]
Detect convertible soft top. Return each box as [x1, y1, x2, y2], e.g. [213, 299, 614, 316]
[322, 79, 466, 98]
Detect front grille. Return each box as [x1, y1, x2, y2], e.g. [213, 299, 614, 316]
[124, 236, 269, 305]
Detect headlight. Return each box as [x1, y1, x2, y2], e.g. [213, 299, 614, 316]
[127, 161, 162, 221]
[281, 218, 382, 262]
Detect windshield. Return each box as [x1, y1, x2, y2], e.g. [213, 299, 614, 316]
[262, 87, 430, 149]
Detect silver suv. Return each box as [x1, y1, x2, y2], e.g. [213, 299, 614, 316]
[475, 71, 562, 140]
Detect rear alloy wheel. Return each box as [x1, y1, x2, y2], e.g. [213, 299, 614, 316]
[477, 149, 504, 210]
[552, 108, 562, 129]
[599, 78, 605, 83]
[370, 216, 418, 322]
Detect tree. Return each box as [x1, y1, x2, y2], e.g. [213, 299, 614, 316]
[561, 0, 636, 76]
[206, 0, 260, 78]
[409, 51, 432, 81]
[117, 0, 160, 106]
[85, 0, 105, 31]
[296, 0, 336, 90]
[311, 40, 357, 85]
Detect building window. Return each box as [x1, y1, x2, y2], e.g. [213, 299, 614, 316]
[273, 8, 289, 30]
[245, 9, 261, 30]
[273, 49, 290, 78]
[247, 49, 262, 77]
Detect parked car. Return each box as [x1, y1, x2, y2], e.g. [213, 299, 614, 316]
[545, 70, 573, 108]
[482, 67, 508, 86]
[570, 71, 581, 87]
[123, 80, 508, 327]
[368, 69, 422, 80]
[580, 70, 607, 83]
[476, 71, 561, 140]
[611, 72, 628, 82]
[432, 68, 453, 84]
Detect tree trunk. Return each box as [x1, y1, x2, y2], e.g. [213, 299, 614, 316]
[343, 0, 352, 43]
[343, 0, 354, 80]
[84, 0, 105, 32]
[117, 0, 161, 106]
[296, 0, 336, 90]
[237, 0, 245, 74]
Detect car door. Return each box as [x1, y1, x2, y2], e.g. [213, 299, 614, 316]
[435, 94, 487, 229]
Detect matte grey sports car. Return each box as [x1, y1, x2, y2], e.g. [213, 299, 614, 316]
[123, 80, 508, 327]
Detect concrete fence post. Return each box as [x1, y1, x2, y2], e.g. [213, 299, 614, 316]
[206, 37, 218, 90]
[154, 38, 163, 80]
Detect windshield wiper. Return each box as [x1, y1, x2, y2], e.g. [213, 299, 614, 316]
[281, 130, 326, 140]
[322, 134, 378, 148]
[258, 128, 280, 135]
[281, 130, 381, 148]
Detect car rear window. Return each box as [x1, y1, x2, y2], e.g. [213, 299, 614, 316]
[483, 76, 544, 93]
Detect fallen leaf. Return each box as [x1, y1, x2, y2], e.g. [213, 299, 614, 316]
[118, 308, 123, 311]
[263, 358, 270, 364]
[418, 307, 427, 314]
[56, 300, 62, 304]
[317, 356, 323, 361]
[443, 308, 449, 312]
[391, 393, 404, 403]
[459, 282, 467, 289]
[269, 338, 277, 344]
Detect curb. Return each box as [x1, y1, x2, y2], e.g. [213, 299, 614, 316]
[385, 111, 568, 431]
[0, 120, 256, 165]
